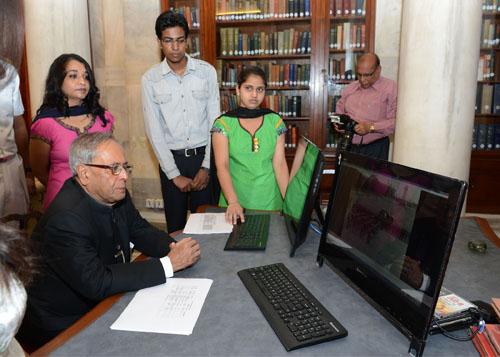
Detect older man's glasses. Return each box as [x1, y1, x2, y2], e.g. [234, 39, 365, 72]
[357, 66, 379, 78]
[85, 163, 133, 175]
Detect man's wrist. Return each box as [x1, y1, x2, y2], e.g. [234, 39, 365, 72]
[160, 256, 174, 278]
[202, 167, 210, 175]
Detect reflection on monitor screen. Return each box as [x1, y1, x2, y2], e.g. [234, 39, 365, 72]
[317, 151, 467, 356]
[282, 136, 325, 257]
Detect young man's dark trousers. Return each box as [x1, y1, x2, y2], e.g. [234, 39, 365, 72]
[159, 149, 211, 233]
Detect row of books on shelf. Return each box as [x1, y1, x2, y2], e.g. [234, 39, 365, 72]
[329, 0, 366, 17]
[329, 55, 360, 81]
[216, 0, 311, 21]
[475, 83, 500, 114]
[220, 28, 311, 56]
[217, 61, 310, 87]
[472, 123, 500, 150]
[329, 23, 366, 50]
[483, 0, 500, 12]
[220, 93, 303, 117]
[477, 52, 498, 80]
[172, 6, 200, 28]
[325, 128, 342, 148]
[285, 124, 300, 148]
[471, 298, 500, 357]
[481, 19, 500, 49]
[327, 95, 342, 115]
[186, 36, 200, 58]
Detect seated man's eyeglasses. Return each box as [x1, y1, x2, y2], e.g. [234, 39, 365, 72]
[357, 66, 379, 78]
[85, 163, 133, 175]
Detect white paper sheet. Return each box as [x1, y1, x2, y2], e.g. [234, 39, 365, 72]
[183, 213, 233, 234]
[110, 278, 213, 335]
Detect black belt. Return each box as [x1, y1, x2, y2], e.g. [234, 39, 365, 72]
[352, 136, 389, 147]
[171, 146, 205, 157]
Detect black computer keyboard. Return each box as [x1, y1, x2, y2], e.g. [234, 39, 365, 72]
[224, 214, 270, 250]
[238, 263, 348, 351]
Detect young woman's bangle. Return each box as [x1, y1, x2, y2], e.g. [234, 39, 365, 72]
[228, 200, 239, 205]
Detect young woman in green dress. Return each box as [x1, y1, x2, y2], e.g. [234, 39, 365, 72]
[212, 67, 289, 224]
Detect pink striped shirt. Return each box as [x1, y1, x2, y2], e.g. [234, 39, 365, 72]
[336, 76, 397, 145]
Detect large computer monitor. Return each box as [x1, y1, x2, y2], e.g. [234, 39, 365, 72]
[316, 151, 467, 356]
[282, 136, 325, 257]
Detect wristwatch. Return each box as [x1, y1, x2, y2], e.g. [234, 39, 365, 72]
[370, 124, 375, 133]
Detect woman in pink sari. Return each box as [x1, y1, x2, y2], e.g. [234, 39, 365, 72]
[30, 54, 114, 210]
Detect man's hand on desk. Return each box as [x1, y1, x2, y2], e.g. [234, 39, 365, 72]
[173, 175, 193, 192]
[168, 237, 201, 271]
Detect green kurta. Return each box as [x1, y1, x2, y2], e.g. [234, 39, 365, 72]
[212, 112, 287, 210]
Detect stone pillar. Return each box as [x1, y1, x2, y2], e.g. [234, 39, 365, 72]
[88, 0, 162, 207]
[24, 0, 91, 116]
[393, 1, 482, 181]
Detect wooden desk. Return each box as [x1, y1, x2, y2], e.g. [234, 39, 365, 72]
[32, 215, 500, 356]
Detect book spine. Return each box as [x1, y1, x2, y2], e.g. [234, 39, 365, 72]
[472, 124, 478, 150]
[356, 0, 363, 15]
[475, 84, 483, 114]
[291, 125, 298, 147]
[478, 55, 485, 80]
[495, 124, 500, 150]
[276, 31, 282, 55]
[335, 0, 342, 16]
[343, 0, 350, 15]
[478, 123, 488, 150]
[481, 83, 493, 114]
[487, 124, 495, 150]
[307, 31, 311, 54]
[493, 84, 500, 114]
[234, 28, 240, 56]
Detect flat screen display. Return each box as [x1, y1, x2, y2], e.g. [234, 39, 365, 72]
[317, 151, 467, 355]
[282, 136, 325, 257]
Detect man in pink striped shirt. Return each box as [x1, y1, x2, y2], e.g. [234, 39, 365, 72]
[335, 52, 397, 160]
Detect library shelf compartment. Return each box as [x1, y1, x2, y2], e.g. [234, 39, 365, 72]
[466, 150, 500, 214]
[468, 10, 500, 213]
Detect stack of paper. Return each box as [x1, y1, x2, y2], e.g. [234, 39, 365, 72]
[183, 213, 233, 234]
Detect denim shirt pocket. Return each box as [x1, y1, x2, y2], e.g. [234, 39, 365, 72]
[154, 93, 173, 105]
[192, 90, 208, 100]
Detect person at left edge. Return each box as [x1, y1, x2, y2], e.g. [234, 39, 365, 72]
[142, 11, 220, 233]
[30, 54, 114, 210]
[18, 132, 201, 349]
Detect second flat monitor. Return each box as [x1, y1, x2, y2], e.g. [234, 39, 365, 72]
[282, 136, 325, 257]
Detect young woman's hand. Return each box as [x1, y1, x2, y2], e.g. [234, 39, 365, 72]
[225, 201, 245, 225]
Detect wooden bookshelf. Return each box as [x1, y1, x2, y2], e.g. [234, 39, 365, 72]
[469, 7, 500, 213]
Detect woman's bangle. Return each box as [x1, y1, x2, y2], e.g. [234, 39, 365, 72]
[228, 200, 239, 205]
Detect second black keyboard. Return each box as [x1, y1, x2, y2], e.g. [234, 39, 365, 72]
[224, 214, 270, 250]
[238, 263, 348, 351]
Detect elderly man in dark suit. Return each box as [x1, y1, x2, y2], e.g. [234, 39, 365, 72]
[18, 132, 200, 349]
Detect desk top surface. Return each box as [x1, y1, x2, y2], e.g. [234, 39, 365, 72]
[49, 213, 499, 356]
